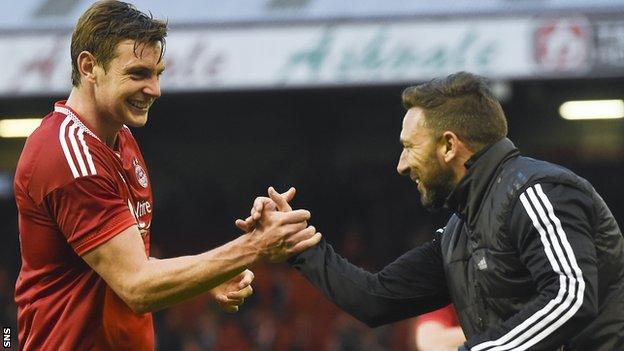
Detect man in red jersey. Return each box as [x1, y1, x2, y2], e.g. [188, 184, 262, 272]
[13, 1, 321, 350]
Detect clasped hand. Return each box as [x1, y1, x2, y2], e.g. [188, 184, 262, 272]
[236, 187, 322, 263]
[212, 187, 321, 313]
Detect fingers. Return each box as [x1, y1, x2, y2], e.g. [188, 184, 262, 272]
[219, 283, 253, 313]
[217, 299, 240, 313]
[245, 187, 295, 230]
[282, 187, 296, 203]
[275, 209, 310, 224]
[216, 270, 255, 313]
[237, 269, 255, 289]
[272, 221, 308, 241]
[226, 284, 253, 300]
[215, 292, 243, 307]
[289, 232, 322, 255]
[286, 225, 316, 245]
[251, 197, 270, 220]
[250, 196, 279, 223]
[235, 217, 253, 233]
[220, 305, 239, 313]
[268, 186, 293, 212]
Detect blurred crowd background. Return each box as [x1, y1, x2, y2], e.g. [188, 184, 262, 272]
[2, 0, 624, 350]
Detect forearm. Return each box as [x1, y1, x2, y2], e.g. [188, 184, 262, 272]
[289, 238, 449, 326]
[85, 206, 316, 314]
[124, 234, 259, 313]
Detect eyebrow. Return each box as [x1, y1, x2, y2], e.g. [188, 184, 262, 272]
[124, 65, 166, 75]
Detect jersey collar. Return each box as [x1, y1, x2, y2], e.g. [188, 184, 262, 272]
[54, 101, 101, 142]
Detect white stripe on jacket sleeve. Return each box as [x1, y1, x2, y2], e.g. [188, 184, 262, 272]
[471, 184, 584, 351]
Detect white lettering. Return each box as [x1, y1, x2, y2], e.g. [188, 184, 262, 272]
[134, 200, 152, 219]
[3, 327, 10, 348]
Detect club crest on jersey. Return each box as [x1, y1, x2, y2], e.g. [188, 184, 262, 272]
[133, 158, 148, 188]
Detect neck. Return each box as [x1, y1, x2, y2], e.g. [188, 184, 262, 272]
[66, 87, 121, 148]
[451, 150, 473, 186]
[445, 138, 519, 219]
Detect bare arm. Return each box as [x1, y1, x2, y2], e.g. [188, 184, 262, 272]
[83, 206, 320, 313]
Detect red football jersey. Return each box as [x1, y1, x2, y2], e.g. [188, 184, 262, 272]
[14, 101, 154, 350]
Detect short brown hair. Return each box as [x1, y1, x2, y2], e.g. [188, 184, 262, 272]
[70, 0, 167, 86]
[402, 72, 508, 151]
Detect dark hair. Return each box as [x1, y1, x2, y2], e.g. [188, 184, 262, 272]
[401, 72, 508, 151]
[70, 0, 168, 86]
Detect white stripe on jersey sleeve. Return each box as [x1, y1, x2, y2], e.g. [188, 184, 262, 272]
[67, 122, 89, 176]
[58, 116, 80, 178]
[78, 128, 97, 175]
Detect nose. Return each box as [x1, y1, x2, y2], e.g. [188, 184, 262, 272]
[397, 149, 409, 175]
[144, 76, 161, 98]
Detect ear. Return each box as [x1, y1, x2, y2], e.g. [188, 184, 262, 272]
[440, 131, 461, 163]
[76, 51, 99, 84]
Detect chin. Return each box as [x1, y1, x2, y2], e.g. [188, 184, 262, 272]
[419, 188, 447, 212]
[132, 119, 148, 127]
[125, 114, 148, 127]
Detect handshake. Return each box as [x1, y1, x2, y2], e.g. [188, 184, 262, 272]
[236, 186, 322, 263]
[212, 186, 321, 313]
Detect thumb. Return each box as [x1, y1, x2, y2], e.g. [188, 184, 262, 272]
[235, 216, 254, 233]
[268, 186, 292, 212]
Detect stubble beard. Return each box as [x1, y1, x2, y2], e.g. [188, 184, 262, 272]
[419, 158, 456, 212]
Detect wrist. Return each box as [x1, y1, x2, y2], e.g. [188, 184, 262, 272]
[238, 231, 264, 265]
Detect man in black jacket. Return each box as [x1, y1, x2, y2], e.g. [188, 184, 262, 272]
[239, 72, 624, 350]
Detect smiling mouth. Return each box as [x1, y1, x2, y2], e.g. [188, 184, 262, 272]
[411, 174, 420, 185]
[127, 99, 150, 111]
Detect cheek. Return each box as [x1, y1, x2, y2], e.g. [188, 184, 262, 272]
[97, 83, 120, 103]
[403, 152, 417, 169]
[94, 87, 112, 108]
[412, 152, 428, 169]
[419, 154, 442, 179]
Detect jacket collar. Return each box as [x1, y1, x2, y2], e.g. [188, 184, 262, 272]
[445, 138, 520, 226]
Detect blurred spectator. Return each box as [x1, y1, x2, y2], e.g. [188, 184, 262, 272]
[328, 314, 389, 351]
[414, 305, 465, 351]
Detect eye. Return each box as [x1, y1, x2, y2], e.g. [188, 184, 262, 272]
[127, 69, 150, 80]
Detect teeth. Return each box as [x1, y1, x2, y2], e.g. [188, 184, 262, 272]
[128, 100, 148, 109]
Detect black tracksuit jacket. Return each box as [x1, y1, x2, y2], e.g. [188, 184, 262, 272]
[289, 138, 624, 350]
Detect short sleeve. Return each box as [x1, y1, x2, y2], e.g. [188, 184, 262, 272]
[45, 175, 138, 255]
